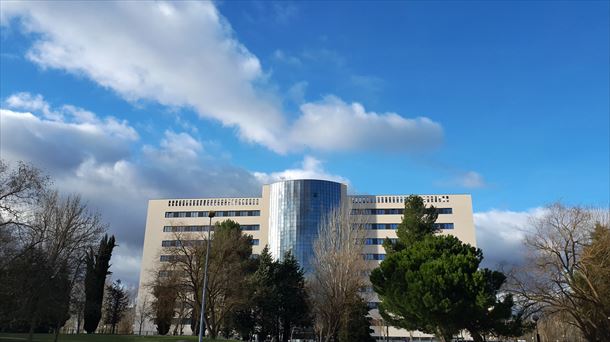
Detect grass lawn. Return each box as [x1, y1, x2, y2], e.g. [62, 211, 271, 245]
[0, 334, 237, 342]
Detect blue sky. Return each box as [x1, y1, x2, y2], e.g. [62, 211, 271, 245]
[1, 1, 608, 286]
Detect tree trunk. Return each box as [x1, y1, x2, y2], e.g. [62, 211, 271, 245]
[54, 322, 61, 342]
[27, 315, 36, 342]
[468, 329, 484, 342]
[76, 309, 82, 334]
[281, 320, 290, 342]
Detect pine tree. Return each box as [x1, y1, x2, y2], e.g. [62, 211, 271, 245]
[83, 234, 116, 334]
[370, 195, 524, 342]
[276, 251, 310, 342]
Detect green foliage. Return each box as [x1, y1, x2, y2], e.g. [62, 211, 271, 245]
[151, 276, 177, 336]
[103, 279, 130, 334]
[250, 247, 310, 342]
[371, 195, 524, 341]
[338, 296, 375, 342]
[197, 219, 255, 339]
[84, 235, 116, 334]
[0, 249, 71, 333]
[392, 195, 439, 250]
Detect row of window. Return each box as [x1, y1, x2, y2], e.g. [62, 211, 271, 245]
[351, 208, 452, 215]
[162, 224, 260, 232]
[165, 210, 261, 218]
[361, 223, 454, 230]
[362, 253, 386, 261]
[161, 239, 259, 248]
[159, 254, 260, 265]
[362, 223, 399, 230]
[363, 238, 398, 245]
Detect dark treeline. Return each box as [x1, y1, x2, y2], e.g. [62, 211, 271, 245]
[0, 160, 120, 341]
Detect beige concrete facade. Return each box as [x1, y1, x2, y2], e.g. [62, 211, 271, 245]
[136, 180, 475, 339]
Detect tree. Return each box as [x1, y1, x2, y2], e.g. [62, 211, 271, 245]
[371, 195, 524, 342]
[510, 203, 610, 341]
[84, 234, 116, 334]
[275, 251, 310, 342]
[309, 205, 369, 342]
[0, 161, 107, 340]
[252, 246, 277, 341]
[103, 279, 130, 334]
[338, 296, 375, 342]
[161, 219, 254, 338]
[249, 247, 310, 342]
[0, 190, 106, 341]
[150, 270, 178, 335]
[135, 294, 152, 335]
[0, 160, 49, 271]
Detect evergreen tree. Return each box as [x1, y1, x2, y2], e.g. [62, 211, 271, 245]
[103, 279, 130, 334]
[151, 273, 178, 335]
[251, 247, 310, 342]
[83, 234, 116, 334]
[370, 195, 523, 342]
[338, 296, 375, 342]
[276, 251, 310, 342]
[252, 246, 277, 341]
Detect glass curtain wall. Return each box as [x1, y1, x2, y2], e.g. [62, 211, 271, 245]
[268, 179, 346, 271]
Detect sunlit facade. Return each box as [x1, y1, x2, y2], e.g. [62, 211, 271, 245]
[137, 179, 476, 339]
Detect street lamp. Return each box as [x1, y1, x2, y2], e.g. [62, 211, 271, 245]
[532, 314, 540, 342]
[198, 210, 215, 342]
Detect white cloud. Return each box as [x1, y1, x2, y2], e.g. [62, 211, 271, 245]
[290, 96, 443, 152]
[0, 95, 262, 288]
[474, 207, 547, 269]
[1, 2, 444, 154]
[5, 92, 61, 120]
[273, 49, 302, 66]
[142, 130, 203, 165]
[1, 1, 286, 151]
[253, 155, 349, 185]
[458, 171, 486, 188]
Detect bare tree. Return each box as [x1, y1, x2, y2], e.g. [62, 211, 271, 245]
[0, 160, 50, 270]
[309, 204, 369, 342]
[509, 203, 610, 342]
[135, 293, 152, 335]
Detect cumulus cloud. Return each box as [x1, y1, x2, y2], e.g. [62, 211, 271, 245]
[1, 1, 286, 151]
[253, 156, 349, 185]
[1, 1, 444, 154]
[290, 96, 443, 152]
[0, 94, 262, 287]
[5, 92, 60, 120]
[474, 207, 547, 269]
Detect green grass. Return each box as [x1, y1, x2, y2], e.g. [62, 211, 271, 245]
[0, 334, 237, 342]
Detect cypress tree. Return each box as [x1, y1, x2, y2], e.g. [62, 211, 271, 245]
[83, 234, 116, 334]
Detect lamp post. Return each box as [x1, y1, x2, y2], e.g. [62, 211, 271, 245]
[198, 210, 215, 342]
[532, 314, 540, 342]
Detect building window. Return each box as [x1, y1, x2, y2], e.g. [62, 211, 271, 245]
[364, 238, 397, 245]
[434, 223, 454, 230]
[362, 253, 385, 260]
[367, 302, 380, 309]
[251, 239, 260, 246]
[437, 208, 453, 214]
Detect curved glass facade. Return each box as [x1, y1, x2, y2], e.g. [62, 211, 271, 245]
[268, 179, 346, 271]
